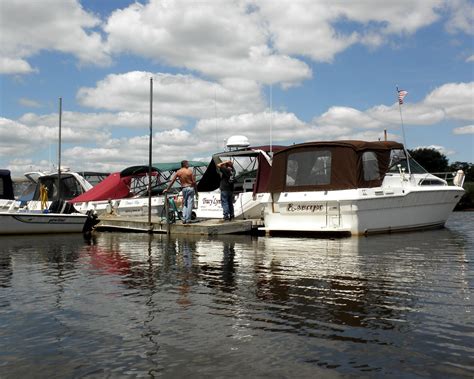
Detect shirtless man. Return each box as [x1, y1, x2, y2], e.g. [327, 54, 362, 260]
[163, 160, 198, 224]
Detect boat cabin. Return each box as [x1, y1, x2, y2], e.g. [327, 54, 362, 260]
[197, 145, 286, 196]
[268, 140, 404, 192]
[0, 170, 14, 200]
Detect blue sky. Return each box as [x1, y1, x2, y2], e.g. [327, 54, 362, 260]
[1, 0, 473, 177]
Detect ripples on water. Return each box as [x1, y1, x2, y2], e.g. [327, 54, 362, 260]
[0, 212, 473, 378]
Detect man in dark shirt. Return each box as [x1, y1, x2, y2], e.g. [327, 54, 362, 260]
[217, 160, 236, 221]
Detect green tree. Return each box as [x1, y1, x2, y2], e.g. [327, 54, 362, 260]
[408, 148, 449, 173]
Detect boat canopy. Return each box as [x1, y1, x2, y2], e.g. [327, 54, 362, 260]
[197, 146, 286, 193]
[70, 162, 207, 203]
[0, 169, 14, 200]
[268, 140, 404, 192]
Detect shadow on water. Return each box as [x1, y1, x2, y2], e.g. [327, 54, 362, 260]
[0, 213, 472, 378]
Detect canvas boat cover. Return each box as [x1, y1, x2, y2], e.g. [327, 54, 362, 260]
[268, 140, 404, 192]
[0, 169, 14, 200]
[70, 162, 207, 203]
[197, 146, 286, 194]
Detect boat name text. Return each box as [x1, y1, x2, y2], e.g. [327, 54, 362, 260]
[287, 203, 324, 212]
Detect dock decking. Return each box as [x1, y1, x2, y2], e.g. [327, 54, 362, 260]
[95, 215, 259, 235]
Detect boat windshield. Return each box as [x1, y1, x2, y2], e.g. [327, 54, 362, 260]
[388, 149, 428, 174]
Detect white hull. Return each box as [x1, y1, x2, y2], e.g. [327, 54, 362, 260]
[196, 191, 268, 220]
[0, 211, 90, 235]
[263, 186, 464, 235]
[27, 196, 166, 218]
[73, 196, 166, 217]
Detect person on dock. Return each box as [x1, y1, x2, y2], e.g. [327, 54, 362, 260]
[163, 160, 198, 224]
[216, 160, 236, 221]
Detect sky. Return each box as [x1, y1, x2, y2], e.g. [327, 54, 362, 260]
[1, 0, 473, 177]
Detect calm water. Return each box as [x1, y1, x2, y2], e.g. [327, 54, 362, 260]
[0, 212, 473, 378]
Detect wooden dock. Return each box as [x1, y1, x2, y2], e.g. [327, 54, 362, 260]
[95, 215, 258, 235]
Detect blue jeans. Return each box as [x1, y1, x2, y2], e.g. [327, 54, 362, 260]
[220, 191, 234, 219]
[182, 187, 195, 222]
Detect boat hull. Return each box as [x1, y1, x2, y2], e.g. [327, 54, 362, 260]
[262, 187, 464, 235]
[196, 191, 267, 220]
[0, 212, 89, 235]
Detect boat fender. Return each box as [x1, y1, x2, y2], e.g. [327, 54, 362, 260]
[453, 170, 465, 187]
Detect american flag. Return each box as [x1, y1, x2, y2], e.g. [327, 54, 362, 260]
[398, 90, 408, 104]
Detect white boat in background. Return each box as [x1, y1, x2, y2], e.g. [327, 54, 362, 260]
[196, 136, 286, 220]
[262, 140, 465, 236]
[69, 162, 207, 217]
[0, 210, 95, 235]
[0, 169, 97, 235]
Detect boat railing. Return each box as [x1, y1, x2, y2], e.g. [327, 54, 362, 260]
[431, 171, 465, 187]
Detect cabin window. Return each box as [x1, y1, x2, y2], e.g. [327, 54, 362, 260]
[286, 150, 331, 186]
[0, 178, 4, 196]
[362, 151, 380, 181]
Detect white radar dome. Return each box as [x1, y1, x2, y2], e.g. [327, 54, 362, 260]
[226, 135, 250, 149]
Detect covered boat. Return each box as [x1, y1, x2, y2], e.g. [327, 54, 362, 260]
[196, 140, 286, 220]
[262, 140, 465, 235]
[0, 169, 97, 235]
[70, 162, 207, 216]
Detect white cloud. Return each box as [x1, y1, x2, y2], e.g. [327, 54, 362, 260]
[466, 55, 474, 62]
[104, 0, 311, 85]
[453, 125, 474, 134]
[19, 110, 184, 131]
[19, 98, 41, 108]
[0, 0, 110, 74]
[315, 106, 384, 129]
[424, 82, 474, 120]
[0, 58, 37, 75]
[445, 0, 474, 35]
[255, 0, 444, 62]
[77, 71, 265, 118]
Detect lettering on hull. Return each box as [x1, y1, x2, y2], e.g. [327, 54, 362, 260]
[286, 203, 325, 213]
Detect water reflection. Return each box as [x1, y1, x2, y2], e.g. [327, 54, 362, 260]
[0, 214, 472, 378]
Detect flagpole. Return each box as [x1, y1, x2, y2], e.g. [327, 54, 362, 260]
[396, 86, 411, 175]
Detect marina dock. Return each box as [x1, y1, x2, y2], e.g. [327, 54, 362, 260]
[95, 215, 261, 235]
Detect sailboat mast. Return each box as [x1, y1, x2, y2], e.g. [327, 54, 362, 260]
[148, 77, 153, 229]
[57, 97, 62, 201]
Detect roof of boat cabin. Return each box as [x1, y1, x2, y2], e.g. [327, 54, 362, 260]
[120, 161, 207, 177]
[274, 140, 403, 154]
[212, 145, 287, 158]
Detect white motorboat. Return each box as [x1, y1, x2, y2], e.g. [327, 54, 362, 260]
[0, 210, 95, 235]
[196, 136, 286, 220]
[261, 140, 465, 236]
[69, 162, 207, 217]
[0, 170, 97, 235]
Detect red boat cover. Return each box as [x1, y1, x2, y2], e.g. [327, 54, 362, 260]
[69, 172, 132, 203]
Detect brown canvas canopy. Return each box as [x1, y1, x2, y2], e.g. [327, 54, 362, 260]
[268, 140, 404, 192]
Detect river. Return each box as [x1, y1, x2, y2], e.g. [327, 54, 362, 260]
[0, 212, 473, 378]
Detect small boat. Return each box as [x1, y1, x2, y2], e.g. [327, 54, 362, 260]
[262, 140, 465, 236]
[69, 162, 207, 217]
[0, 170, 97, 235]
[196, 136, 286, 220]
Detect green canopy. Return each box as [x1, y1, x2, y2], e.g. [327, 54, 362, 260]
[151, 161, 207, 172]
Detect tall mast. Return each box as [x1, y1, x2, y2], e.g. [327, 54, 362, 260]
[148, 77, 153, 230]
[57, 97, 62, 201]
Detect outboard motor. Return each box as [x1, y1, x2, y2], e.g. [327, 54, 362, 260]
[82, 210, 99, 233]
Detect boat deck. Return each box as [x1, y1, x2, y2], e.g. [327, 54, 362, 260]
[95, 215, 262, 235]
